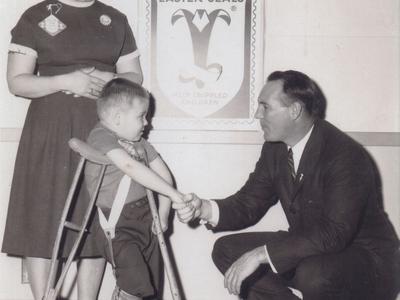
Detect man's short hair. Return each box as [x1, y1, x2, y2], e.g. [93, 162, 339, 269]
[97, 78, 149, 120]
[267, 70, 327, 119]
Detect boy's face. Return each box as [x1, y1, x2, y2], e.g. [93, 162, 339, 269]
[116, 98, 149, 141]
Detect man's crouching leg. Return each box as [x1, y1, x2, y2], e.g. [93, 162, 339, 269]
[292, 245, 397, 300]
[212, 233, 300, 300]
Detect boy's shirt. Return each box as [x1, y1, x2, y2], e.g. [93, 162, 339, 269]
[85, 122, 159, 210]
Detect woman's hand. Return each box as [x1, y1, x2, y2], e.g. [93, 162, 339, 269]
[90, 69, 115, 83]
[62, 67, 106, 99]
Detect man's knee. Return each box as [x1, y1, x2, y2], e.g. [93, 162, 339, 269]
[213, 233, 272, 273]
[212, 235, 240, 274]
[211, 234, 247, 274]
[293, 256, 331, 297]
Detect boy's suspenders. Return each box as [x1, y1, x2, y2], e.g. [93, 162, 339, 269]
[97, 174, 131, 272]
[97, 140, 143, 273]
[103, 140, 183, 300]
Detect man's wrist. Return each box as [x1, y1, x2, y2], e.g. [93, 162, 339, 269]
[199, 199, 212, 221]
[198, 199, 220, 227]
[257, 246, 268, 264]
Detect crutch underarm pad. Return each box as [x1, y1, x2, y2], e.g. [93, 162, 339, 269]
[69, 138, 111, 165]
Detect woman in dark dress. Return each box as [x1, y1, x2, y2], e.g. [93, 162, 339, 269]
[2, 0, 143, 298]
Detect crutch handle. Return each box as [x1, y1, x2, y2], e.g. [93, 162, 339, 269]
[69, 138, 111, 165]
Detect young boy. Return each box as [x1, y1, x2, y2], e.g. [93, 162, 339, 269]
[85, 78, 184, 300]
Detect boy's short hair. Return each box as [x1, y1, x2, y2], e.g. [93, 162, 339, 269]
[97, 78, 150, 120]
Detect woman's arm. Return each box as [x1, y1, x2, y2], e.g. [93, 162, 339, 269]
[7, 52, 105, 99]
[116, 56, 143, 84]
[90, 56, 143, 85]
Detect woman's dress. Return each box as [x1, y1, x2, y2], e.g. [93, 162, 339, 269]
[2, 0, 139, 258]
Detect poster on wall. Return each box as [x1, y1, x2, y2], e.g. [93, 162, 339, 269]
[139, 0, 264, 130]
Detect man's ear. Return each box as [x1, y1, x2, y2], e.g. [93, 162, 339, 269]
[289, 102, 303, 120]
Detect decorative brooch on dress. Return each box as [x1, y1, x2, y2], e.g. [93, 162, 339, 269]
[38, 3, 66, 37]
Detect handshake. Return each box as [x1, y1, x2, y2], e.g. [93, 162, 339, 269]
[172, 193, 210, 224]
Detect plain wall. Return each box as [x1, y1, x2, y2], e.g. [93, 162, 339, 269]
[0, 1, 399, 299]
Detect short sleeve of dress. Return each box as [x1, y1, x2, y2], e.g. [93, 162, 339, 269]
[141, 139, 159, 163]
[87, 124, 122, 155]
[9, 9, 38, 57]
[117, 15, 139, 64]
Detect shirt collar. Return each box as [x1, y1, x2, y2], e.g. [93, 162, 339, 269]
[288, 125, 314, 171]
[98, 122, 142, 145]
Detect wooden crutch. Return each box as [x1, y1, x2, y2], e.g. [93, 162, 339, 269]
[43, 138, 110, 300]
[138, 148, 182, 300]
[44, 138, 182, 300]
[113, 142, 182, 300]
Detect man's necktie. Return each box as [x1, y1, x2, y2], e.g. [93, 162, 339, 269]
[288, 148, 296, 180]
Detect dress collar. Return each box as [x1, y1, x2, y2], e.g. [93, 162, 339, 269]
[57, 0, 95, 8]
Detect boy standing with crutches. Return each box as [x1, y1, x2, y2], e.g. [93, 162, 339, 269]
[85, 78, 185, 300]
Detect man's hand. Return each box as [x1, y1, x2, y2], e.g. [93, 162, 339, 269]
[224, 246, 268, 295]
[172, 193, 203, 223]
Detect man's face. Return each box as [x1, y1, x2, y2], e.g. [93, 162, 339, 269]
[255, 80, 293, 142]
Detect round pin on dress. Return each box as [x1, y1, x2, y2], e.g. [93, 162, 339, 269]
[100, 14, 111, 26]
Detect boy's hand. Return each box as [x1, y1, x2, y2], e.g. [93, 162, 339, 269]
[172, 193, 212, 223]
[152, 207, 170, 235]
[152, 219, 168, 235]
[173, 193, 203, 223]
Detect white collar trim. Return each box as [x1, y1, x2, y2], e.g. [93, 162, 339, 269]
[57, 0, 95, 8]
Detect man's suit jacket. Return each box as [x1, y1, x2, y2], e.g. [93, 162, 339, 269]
[214, 119, 399, 274]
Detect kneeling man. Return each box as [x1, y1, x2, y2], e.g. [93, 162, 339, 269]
[175, 70, 399, 300]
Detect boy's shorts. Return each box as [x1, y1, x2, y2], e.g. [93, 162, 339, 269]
[95, 197, 162, 298]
